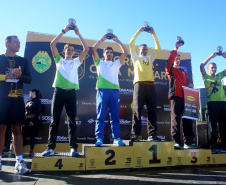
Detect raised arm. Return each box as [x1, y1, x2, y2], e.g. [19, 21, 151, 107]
[112, 35, 128, 64]
[166, 42, 182, 76]
[223, 52, 226, 76]
[74, 26, 89, 62]
[92, 34, 107, 61]
[50, 24, 72, 58]
[129, 27, 142, 62]
[148, 27, 161, 61]
[200, 52, 217, 76]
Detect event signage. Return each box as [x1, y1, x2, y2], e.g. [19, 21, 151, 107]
[182, 86, 199, 120]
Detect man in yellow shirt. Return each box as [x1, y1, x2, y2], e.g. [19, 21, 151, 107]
[130, 26, 161, 142]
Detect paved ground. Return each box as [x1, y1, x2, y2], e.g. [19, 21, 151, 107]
[1, 154, 226, 185]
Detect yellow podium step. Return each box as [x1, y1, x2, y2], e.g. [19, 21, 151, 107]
[31, 153, 86, 171]
[85, 144, 133, 170]
[133, 141, 174, 168]
[211, 154, 226, 164]
[174, 149, 212, 166]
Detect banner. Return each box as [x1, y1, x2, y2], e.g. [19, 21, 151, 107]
[182, 86, 199, 120]
[23, 32, 193, 145]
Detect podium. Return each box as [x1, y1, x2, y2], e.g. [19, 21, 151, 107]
[133, 142, 174, 168]
[31, 141, 226, 172]
[31, 152, 85, 171]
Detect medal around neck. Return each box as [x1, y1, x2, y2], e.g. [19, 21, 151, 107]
[216, 46, 223, 55]
[106, 29, 114, 40]
[68, 18, 76, 30]
[143, 21, 151, 32]
[176, 36, 185, 45]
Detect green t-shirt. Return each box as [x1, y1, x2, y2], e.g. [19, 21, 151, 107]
[202, 71, 226, 102]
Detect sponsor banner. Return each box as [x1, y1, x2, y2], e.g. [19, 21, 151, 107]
[40, 99, 52, 104]
[182, 86, 199, 120]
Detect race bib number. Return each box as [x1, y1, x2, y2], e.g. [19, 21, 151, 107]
[5, 68, 19, 83]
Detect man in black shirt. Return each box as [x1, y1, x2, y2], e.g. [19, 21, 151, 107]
[0, 35, 31, 174]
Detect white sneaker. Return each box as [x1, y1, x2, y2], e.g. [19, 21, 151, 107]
[42, 149, 54, 156]
[113, 138, 126, 146]
[70, 149, 79, 157]
[15, 160, 29, 174]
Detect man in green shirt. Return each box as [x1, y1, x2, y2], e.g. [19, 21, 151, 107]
[92, 33, 128, 146]
[200, 51, 226, 153]
[42, 23, 89, 157]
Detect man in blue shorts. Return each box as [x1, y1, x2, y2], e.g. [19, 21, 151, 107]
[0, 35, 31, 174]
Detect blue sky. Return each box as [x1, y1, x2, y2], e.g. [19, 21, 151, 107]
[1, 0, 226, 88]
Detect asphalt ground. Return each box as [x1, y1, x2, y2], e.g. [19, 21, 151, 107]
[1, 153, 226, 185]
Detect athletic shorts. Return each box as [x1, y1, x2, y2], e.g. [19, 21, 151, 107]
[0, 97, 25, 125]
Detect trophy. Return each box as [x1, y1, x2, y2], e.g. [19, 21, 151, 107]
[176, 36, 185, 45]
[68, 18, 76, 30]
[216, 46, 223, 55]
[143, 21, 151, 32]
[106, 29, 114, 40]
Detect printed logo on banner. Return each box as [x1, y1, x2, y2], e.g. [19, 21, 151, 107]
[157, 121, 164, 124]
[119, 88, 133, 95]
[32, 51, 52, 73]
[77, 137, 86, 141]
[40, 99, 52, 104]
[25, 137, 42, 140]
[88, 118, 95, 124]
[120, 104, 127, 108]
[42, 116, 52, 121]
[155, 81, 168, 86]
[120, 119, 132, 125]
[164, 104, 171, 111]
[186, 96, 195, 101]
[119, 78, 133, 83]
[87, 137, 95, 141]
[165, 122, 171, 124]
[75, 117, 82, 125]
[87, 119, 108, 124]
[57, 136, 69, 141]
[82, 102, 93, 105]
[64, 116, 82, 125]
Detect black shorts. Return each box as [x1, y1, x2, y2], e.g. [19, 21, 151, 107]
[0, 97, 25, 125]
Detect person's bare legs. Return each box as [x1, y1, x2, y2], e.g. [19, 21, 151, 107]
[0, 124, 7, 156]
[11, 124, 23, 156]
